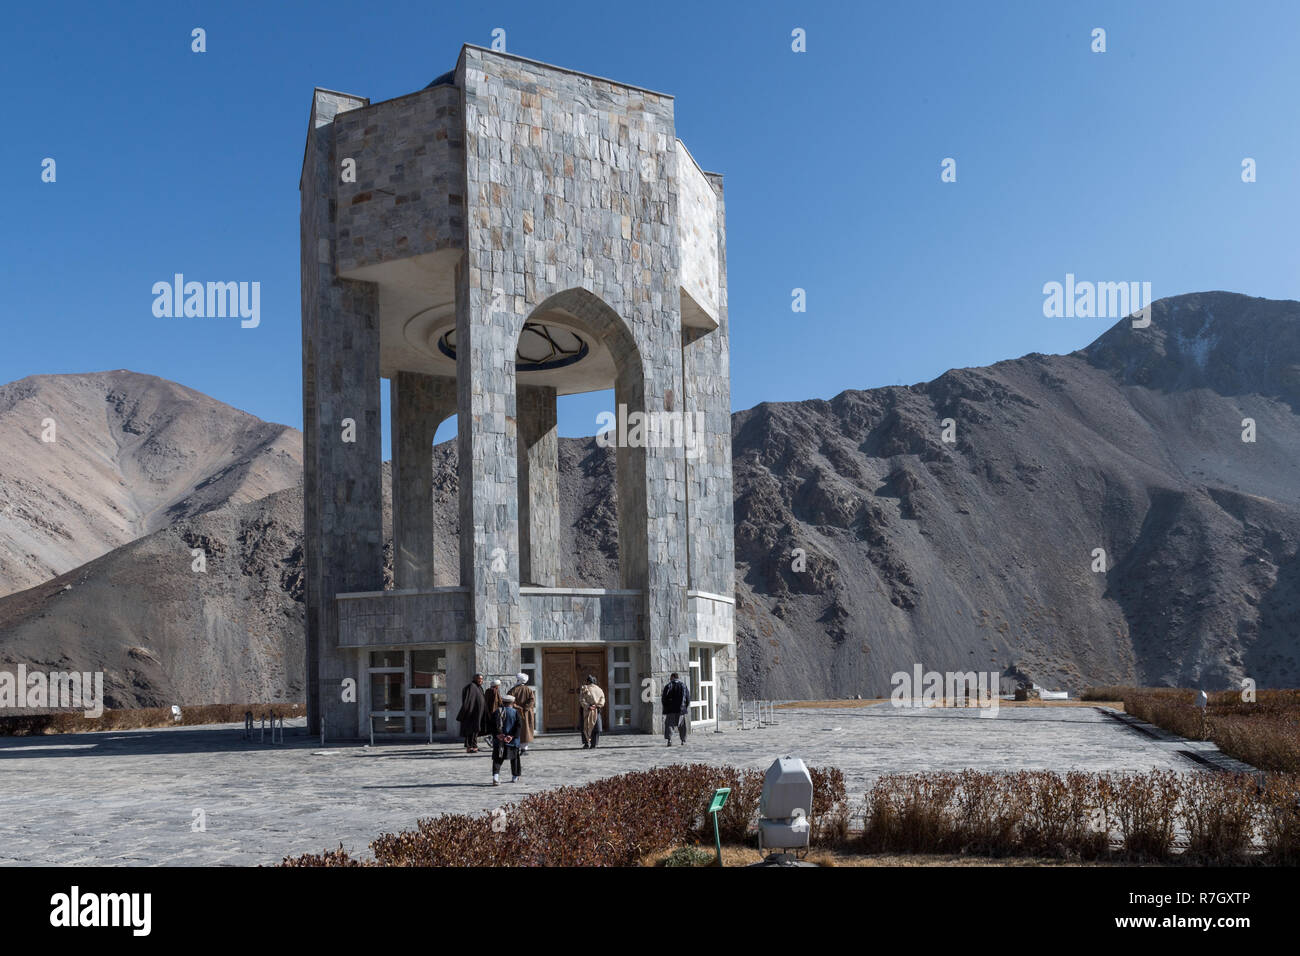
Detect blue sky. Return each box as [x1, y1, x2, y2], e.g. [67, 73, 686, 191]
[4, 0, 1299, 456]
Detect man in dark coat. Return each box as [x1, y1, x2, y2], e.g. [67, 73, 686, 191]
[457, 673, 486, 752]
[480, 678, 503, 743]
[661, 672, 691, 747]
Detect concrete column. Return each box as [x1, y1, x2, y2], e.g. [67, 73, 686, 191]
[517, 385, 559, 586]
[301, 89, 384, 739]
[455, 254, 521, 681]
[390, 372, 456, 590]
[635, 345, 690, 735]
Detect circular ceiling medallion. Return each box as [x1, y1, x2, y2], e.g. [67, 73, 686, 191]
[437, 322, 590, 372]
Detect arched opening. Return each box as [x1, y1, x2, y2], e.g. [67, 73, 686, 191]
[385, 372, 459, 590]
[508, 288, 648, 593]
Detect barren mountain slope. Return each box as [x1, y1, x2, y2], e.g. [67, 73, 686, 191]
[732, 292, 1300, 697]
[0, 487, 305, 708]
[0, 370, 301, 597]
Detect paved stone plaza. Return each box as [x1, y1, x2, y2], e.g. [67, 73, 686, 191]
[0, 704, 1230, 866]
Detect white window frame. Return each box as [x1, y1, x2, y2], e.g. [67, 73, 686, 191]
[367, 648, 446, 737]
[688, 646, 716, 724]
[610, 645, 633, 729]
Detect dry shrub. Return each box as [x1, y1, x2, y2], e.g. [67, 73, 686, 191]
[1013, 771, 1108, 859]
[1100, 771, 1180, 860]
[809, 766, 850, 847]
[861, 773, 960, 854]
[951, 771, 1019, 856]
[1180, 772, 1257, 864]
[1258, 773, 1300, 865]
[707, 767, 764, 844]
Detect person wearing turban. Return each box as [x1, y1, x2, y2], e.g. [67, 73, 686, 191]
[507, 672, 536, 751]
[480, 678, 503, 744]
[578, 673, 606, 749]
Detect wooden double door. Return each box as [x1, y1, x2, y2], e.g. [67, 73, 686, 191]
[541, 648, 608, 732]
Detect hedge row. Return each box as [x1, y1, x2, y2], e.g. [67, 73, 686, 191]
[282, 763, 848, 867]
[861, 769, 1300, 864]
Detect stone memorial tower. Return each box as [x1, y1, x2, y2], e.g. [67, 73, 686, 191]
[301, 45, 735, 740]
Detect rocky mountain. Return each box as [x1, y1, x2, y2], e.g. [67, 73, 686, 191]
[0, 291, 1297, 706]
[0, 370, 302, 597]
[0, 488, 305, 708]
[732, 292, 1300, 698]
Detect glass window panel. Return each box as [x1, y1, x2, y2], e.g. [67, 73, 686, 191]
[369, 650, 404, 669]
[614, 688, 630, 706]
[411, 649, 445, 689]
[410, 716, 426, 734]
[521, 648, 535, 664]
[613, 646, 629, 663]
[615, 712, 630, 727]
[370, 672, 404, 711]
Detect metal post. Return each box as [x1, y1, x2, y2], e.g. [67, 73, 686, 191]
[260, 714, 265, 743]
[369, 714, 374, 748]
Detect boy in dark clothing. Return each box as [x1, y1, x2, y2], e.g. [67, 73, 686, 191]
[492, 694, 523, 785]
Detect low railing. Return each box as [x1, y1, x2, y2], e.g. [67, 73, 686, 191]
[368, 710, 435, 747]
[739, 699, 778, 730]
[242, 711, 285, 743]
